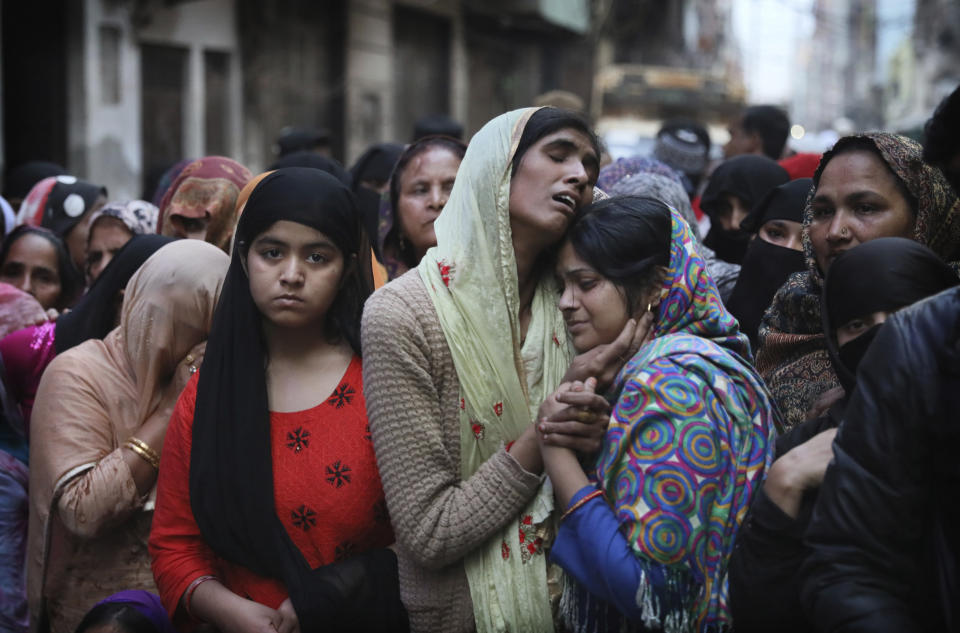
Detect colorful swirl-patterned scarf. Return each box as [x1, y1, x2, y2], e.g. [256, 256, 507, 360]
[565, 208, 779, 633]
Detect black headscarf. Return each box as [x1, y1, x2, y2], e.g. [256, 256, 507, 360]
[276, 128, 330, 157]
[349, 143, 405, 188]
[268, 152, 352, 187]
[740, 177, 811, 233]
[41, 177, 107, 239]
[349, 143, 405, 259]
[54, 235, 174, 353]
[727, 179, 812, 345]
[2, 161, 67, 201]
[823, 237, 959, 392]
[701, 155, 789, 263]
[189, 168, 405, 632]
[413, 114, 464, 140]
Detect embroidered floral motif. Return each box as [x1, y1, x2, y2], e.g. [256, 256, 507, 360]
[325, 460, 352, 488]
[364, 422, 372, 442]
[335, 541, 356, 561]
[286, 427, 310, 452]
[291, 505, 316, 531]
[501, 540, 511, 560]
[471, 420, 485, 440]
[518, 515, 543, 563]
[552, 332, 561, 347]
[493, 402, 503, 417]
[460, 397, 466, 410]
[438, 260, 453, 287]
[327, 383, 356, 409]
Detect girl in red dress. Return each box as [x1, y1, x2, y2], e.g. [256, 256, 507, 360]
[149, 167, 407, 633]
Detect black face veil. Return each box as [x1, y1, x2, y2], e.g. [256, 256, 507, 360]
[822, 237, 959, 392]
[701, 155, 790, 264]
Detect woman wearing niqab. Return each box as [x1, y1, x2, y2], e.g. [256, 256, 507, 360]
[728, 237, 959, 633]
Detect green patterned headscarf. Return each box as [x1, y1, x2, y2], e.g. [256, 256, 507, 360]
[419, 108, 572, 632]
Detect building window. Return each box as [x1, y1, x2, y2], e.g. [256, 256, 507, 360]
[99, 25, 122, 104]
[204, 50, 231, 156]
[140, 43, 188, 195]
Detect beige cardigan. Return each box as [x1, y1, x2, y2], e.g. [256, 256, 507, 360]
[362, 270, 545, 633]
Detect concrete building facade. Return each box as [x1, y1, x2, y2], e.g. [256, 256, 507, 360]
[1, 0, 590, 201]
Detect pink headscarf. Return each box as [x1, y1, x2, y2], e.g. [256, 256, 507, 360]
[0, 283, 46, 339]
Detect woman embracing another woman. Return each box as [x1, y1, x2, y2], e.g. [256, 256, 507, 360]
[546, 196, 779, 632]
[362, 108, 636, 632]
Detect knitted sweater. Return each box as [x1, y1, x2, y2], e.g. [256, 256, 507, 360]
[362, 270, 545, 633]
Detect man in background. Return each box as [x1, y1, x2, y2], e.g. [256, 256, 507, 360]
[724, 105, 790, 160]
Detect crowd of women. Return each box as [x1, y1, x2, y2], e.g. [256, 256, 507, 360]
[0, 82, 958, 633]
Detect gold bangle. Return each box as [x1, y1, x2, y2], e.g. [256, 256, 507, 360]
[128, 436, 160, 463]
[561, 489, 604, 522]
[125, 438, 160, 470]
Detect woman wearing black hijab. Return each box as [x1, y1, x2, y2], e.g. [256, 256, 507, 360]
[727, 178, 812, 346]
[700, 155, 789, 264]
[269, 152, 353, 187]
[149, 168, 407, 633]
[727, 237, 959, 633]
[349, 143, 405, 259]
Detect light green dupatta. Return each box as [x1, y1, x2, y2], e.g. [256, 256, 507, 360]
[419, 108, 572, 632]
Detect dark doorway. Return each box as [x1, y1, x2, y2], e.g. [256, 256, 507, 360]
[140, 43, 188, 195]
[393, 6, 451, 143]
[204, 50, 231, 157]
[237, 0, 347, 163]
[2, 0, 70, 173]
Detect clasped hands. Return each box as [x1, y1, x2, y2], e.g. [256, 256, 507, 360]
[537, 313, 655, 455]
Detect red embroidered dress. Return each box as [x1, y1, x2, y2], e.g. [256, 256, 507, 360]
[149, 356, 393, 623]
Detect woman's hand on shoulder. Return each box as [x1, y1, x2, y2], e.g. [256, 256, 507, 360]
[562, 312, 654, 391]
[538, 378, 611, 455]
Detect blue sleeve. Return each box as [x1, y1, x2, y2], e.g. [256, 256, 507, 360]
[551, 485, 684, 621]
